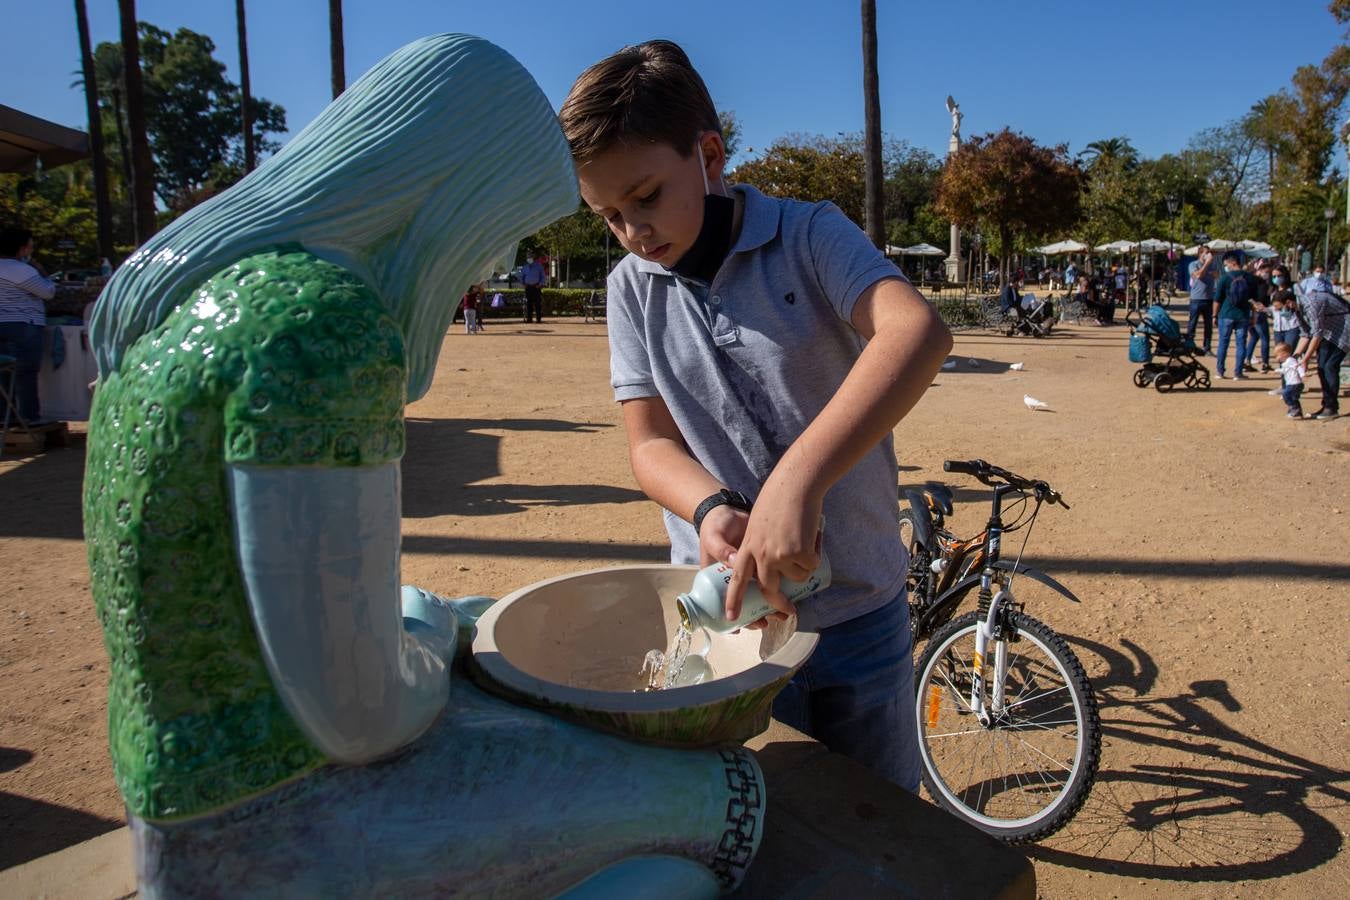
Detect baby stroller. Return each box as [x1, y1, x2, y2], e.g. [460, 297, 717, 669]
[1127, 304, 1210, 392]
[1004, 293, 1055, 338]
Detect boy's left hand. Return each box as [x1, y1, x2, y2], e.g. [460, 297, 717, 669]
[724, 475, 822, 629]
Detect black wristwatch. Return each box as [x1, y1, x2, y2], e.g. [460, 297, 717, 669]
[692, 489, 753, 534]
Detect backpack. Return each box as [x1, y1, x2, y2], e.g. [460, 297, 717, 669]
[1227, 272, 1253, 310]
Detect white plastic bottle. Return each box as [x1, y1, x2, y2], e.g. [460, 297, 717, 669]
[676, 550, 831, 633]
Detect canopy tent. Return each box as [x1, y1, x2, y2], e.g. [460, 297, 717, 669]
[1031, 239, 1088, 255]
[1094, 239, 1138, 253]
[0, 104, 88, 172]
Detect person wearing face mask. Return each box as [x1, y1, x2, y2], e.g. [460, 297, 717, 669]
[1269, 265, 1301, 352]
[562, 40, 953, 792]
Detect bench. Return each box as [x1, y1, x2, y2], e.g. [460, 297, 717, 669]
[583, 290, 606, 323]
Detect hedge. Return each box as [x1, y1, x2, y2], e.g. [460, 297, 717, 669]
[475, 287, 600, 318]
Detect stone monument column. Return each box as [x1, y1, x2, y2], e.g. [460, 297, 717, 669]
[944, 95, 967, 284]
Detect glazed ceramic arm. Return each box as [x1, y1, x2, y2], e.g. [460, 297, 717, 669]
[228, 462, 449, 764]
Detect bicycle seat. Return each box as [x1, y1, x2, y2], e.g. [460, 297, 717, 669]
[922, 482, 954, 516]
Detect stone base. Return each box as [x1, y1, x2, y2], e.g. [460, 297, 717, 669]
[738, 721, 1034, 898]
[944, 256, 967, 284]
[0, 722, 1034, 899]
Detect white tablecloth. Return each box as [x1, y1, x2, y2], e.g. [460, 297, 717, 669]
[38, 324, 99, 422]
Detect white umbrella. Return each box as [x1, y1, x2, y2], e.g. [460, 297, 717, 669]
[1237, 240, 1272, 251]
[1183, 238, 1240, 255]
[1033, 239, 1088, 255]
[1245, 247, 1279, 259]
[1137, 238, 1180, 253]
[901, 243, 947, 256]
[1094, 239, 1138, 253]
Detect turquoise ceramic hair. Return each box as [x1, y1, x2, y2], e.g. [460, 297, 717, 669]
[91, 33, 578, 400]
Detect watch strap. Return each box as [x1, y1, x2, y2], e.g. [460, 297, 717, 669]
[692, 489, 752, 534]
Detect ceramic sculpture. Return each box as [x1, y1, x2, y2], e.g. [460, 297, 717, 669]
[84, 35, 763, 898]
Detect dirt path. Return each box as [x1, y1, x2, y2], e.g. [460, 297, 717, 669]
[2, 312, 1347, 896]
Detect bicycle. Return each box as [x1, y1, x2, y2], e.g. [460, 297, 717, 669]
[900, 459, 1101, 843]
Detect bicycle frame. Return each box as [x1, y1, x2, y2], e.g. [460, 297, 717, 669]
[968, 482, 1018, 725]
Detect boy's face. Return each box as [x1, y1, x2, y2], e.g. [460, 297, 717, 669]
[577, 133, 724, 266]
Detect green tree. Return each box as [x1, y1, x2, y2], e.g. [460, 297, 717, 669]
[136, 24, 286, 211]
[1078, 137, 1139, 170]
[936, 129, 1081, 287]
[530, 203, 609, 284]
[733, 134, 867, 224]
[718, 110, 741, 163]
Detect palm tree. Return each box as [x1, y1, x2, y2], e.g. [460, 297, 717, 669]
[93, 43, 132, 201]
[118, 0, 157, 242]
[860, 0, 885, 249]
[1079, 137, 1139, 169]
[235, 0, 254, 171]
[74, 0, 113, 261]
[329, 0, 345, 99]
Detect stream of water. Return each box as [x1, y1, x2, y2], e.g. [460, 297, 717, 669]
[640, 623, 714, 691]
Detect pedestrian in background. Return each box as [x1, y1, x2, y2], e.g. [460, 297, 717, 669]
[1186, 245, 1216, 354]
[521, 252, 546, 323]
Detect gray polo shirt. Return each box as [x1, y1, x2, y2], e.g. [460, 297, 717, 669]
[1188, 259, 1215, 300]
[607, 184, 909, 630]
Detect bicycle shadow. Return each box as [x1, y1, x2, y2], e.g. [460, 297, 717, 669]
[1025, 635, 1348, 882]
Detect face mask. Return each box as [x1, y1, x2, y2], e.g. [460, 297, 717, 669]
[525, 258, 534, 265]
[1273, 276, 1284, 286]
[667, 144, 735, 284]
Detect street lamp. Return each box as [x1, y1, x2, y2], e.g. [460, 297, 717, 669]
[1325, 207, 1336, 270]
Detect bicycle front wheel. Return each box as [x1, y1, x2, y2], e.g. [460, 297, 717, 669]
[914, 609, 1100, 843]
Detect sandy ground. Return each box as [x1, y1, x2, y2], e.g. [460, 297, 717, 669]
[1, 309, 1347, 898]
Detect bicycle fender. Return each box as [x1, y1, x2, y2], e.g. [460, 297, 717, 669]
[991, 560, 1081, 603]
[902, 490, 934, 547]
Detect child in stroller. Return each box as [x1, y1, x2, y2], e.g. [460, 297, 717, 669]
[998, 277, 1055, 337]
[1128, 304, 1211, 392]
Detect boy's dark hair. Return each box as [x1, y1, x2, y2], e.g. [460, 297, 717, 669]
[0, 226, 33, 256]
[1222, 250, 1242, 265]
[560, 40, 720, 164]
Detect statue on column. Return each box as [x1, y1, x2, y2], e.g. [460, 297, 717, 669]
[943, 95, 967, 283]
[84, 34, 760, 898]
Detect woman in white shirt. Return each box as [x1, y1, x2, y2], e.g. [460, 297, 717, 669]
[0, 227, 55, 423]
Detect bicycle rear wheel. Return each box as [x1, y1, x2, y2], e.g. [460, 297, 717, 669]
[914, 609, 1100, 843]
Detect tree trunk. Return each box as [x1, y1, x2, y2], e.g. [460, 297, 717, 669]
[75, 0, 114, 262]
[118, 0, 157, 243]
[235, 0, 255, 172]
[860, 0, 885, 249]
[329, 0, 346, 99]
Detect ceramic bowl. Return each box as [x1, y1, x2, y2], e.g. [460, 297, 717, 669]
[471, 565, 818, 746]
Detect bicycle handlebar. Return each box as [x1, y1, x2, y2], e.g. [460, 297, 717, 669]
[943, 458, 1070, 508]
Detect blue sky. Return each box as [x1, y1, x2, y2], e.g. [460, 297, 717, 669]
[4, 1, 1345, 166]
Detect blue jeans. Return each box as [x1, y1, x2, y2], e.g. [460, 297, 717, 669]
[1216, 318, 1249, 378]
[0, 321, 43, 422]
[772, 593, 921, 792]
[1282, 383, 1304, 414]
[1317, 340, 1346, 414]
[1245, 312, 1270, 365]
[1273, 328, 1301, 352]
[1185, 299, 1212, 352]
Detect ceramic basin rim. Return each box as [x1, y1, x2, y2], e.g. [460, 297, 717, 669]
[471, 564, 820, 713]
